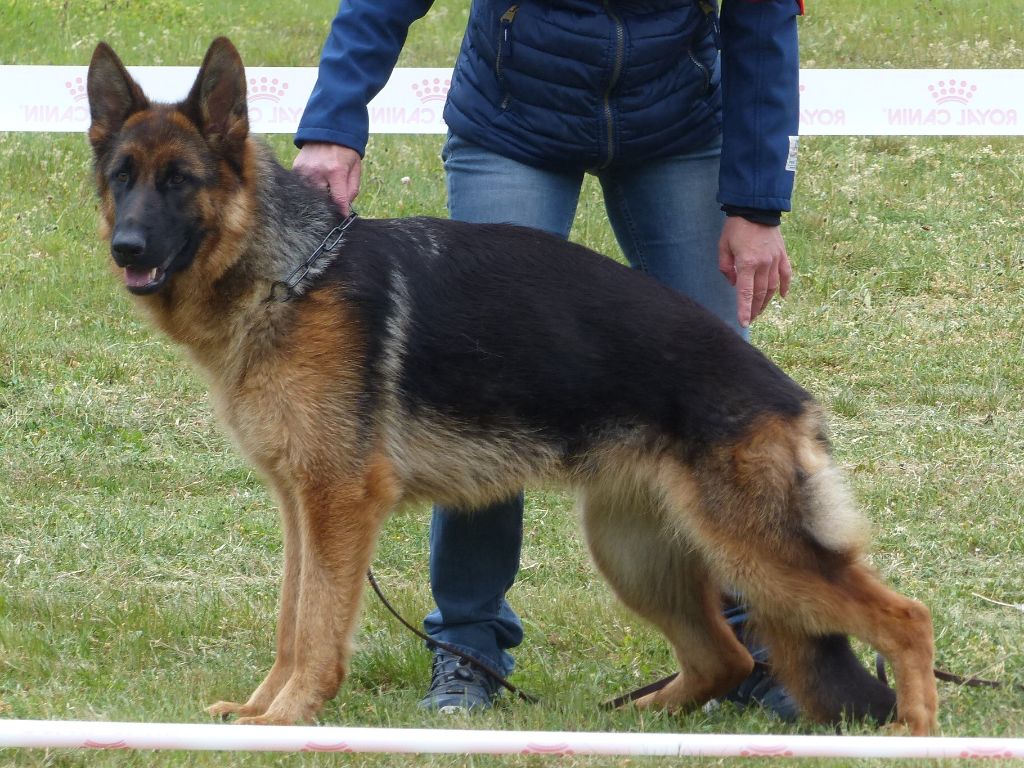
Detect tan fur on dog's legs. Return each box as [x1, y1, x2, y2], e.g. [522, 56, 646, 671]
[677, 413, 938, 733]
[580, 481, 753, 710]
[208, 483, 302, 720]
[695, 543, 937, 733]
[756, 564, 938, 735]
[630, 580, 753, 711]
[236, 458, 399, 725]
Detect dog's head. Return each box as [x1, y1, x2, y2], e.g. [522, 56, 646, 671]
[87, 38, 250, 295]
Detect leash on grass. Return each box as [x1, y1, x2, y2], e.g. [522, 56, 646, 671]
[365, 569, 539, 704]
[874, 654, 1024, 693]
[366, 569, 715, 711]
[600, 671, 681, 710]
[601, 657, 1024, 712]
[367, 568, 1021, 709]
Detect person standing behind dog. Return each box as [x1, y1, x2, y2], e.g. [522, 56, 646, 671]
[294, 0, 801, 713]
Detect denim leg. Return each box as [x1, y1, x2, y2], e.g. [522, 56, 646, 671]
[598, 141, 746, 337]
[442, 132, 582, 233]
[423, 133, 584, 675]
[424, 494, 526, 677]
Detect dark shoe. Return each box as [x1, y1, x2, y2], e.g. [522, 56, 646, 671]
[722, 659, 800, 722]
[720, 603, 800, 722]
[418, 650, 501, 713]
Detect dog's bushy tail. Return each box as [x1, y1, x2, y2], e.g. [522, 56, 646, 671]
[763, 627, 897, 725]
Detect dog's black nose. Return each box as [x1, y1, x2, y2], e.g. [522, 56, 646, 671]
[111, 229, 147, 263]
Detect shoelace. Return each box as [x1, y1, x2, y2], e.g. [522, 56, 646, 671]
[428, 656, 496, 694]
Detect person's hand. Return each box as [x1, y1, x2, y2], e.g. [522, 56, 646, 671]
[718, 216, 793, 328]
[293, 142, 362, 215]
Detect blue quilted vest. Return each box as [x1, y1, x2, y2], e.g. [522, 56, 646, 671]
[443, 0, 721, 172]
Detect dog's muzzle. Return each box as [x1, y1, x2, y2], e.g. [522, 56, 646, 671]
[111, 228, 175, 295]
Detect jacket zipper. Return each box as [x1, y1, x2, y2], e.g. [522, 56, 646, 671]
[687, 48, 710, 93]
[599, 1, 625, 168]
[496, 4, 519, 110]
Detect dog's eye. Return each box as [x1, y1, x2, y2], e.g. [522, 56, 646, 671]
[114, 170, 130, 184]
[169, 172, 186, 185]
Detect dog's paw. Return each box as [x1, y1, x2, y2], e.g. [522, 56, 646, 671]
[206, 700, 264, 720]
[880, 720, 936, 737]
[236, 713, 298, 726]
[879, 721, 910, 736]
[633, 690, 670, 711]
[630, 673, 706, 713]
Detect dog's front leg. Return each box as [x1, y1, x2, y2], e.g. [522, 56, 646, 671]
[237, 465, 398, 725]
[208, 484, 302, 720]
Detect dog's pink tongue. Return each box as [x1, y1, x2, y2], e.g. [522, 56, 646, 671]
[124, 266, 157, 288]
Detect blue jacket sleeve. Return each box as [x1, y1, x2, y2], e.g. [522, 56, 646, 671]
[295, 0, 434, 153]
[717, 0, 802, 213]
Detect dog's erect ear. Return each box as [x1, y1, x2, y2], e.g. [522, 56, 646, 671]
[87, 42, 150, 157]
[183, 37, 249, 166]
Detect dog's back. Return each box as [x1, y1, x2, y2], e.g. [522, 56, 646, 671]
[315, 217, 814, 497]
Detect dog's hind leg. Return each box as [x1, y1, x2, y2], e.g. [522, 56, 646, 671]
[207, 481, 302, 720]
[681, 414, 938, 734]
[727, 564, 937, 736]
[580, 478, 754, 711]
[745, 573, 921, 729]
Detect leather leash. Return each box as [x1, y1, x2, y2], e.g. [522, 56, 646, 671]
[366, 568, 1021, 709]
[875, 654, 1024, 693]
[601, 657, 1024, 712]
[601, 671, 680, 711]
[365, 569, 539, 704]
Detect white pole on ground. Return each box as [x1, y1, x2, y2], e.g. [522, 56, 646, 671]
[0, 721, 1023, 758]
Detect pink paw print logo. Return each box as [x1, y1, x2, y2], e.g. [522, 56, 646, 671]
[928, 78, 977, 105]
[740, 744, 795, 757]
[248, 76, 289, 103]
[66, 76, 87, 102]
[959, 749, 1015, 759]
[412, 77, 450, 104]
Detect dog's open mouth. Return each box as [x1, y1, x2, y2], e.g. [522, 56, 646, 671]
[120, 245, 187, 295]
[123, 265, 168, 294]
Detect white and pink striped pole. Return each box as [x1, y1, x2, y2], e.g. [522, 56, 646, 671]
[1, 721, 1023, 758]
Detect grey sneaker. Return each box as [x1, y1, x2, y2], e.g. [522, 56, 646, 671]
[417, 650, 501, 713]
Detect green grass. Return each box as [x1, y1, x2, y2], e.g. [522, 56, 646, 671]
[2, 1, 1023, 766]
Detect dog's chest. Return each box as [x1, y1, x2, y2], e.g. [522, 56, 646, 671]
[212, 361, 360, 476]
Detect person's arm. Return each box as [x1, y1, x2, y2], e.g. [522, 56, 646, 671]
[716, 0, 802, 327]
[293, 0, 433, 213]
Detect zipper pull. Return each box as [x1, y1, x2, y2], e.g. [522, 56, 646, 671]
[500, 5, 519, 59]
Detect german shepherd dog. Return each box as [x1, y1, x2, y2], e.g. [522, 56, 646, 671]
[86, 38, 938, 734]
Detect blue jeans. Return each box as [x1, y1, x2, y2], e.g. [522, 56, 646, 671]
[423, 133, 740, 676]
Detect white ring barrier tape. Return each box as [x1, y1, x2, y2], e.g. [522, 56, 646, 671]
[0, 67, 1021, 135]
